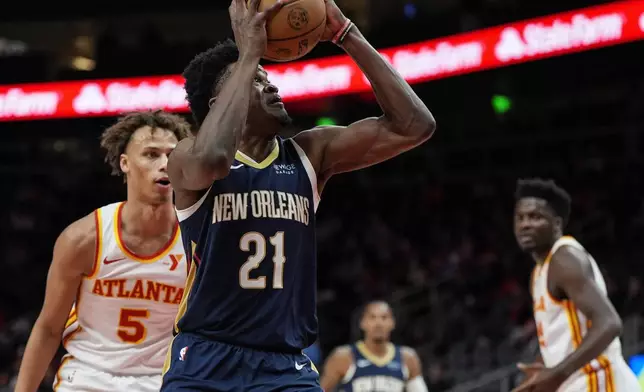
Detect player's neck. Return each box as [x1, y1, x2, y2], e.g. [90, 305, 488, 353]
[238, 134, 277, 163]
[531, 238, 560, 264]
[121, 199, 176, 238]
[363, 339, 390, 357]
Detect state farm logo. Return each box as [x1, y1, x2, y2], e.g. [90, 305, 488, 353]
[495, 12, 625, 62]
[639, 12, 644, 32]
[72, 79, 188, 115]
[391, 41, 483, 81]
[73, 84, 107, 114]
[0, 88, 59, 118]
[269, 64, 353, 99]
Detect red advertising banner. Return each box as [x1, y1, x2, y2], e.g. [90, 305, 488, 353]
[1, 0, 643, 121]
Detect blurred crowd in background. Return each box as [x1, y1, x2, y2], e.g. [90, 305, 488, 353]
[1, 0, 643, 390]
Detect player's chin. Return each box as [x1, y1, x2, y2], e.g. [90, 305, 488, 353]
[271, 108, 292, 126]
[517, 240, 537, 252]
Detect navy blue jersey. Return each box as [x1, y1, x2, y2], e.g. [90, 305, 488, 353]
[174, 137, 319, 353]
[339, 342, 407, 392]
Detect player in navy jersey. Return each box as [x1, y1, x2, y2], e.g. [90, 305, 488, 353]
[161, 0, 436, 390]
[320, 301, 427, 392]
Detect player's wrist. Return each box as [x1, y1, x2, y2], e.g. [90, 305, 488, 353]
[332, 19, 356, 47]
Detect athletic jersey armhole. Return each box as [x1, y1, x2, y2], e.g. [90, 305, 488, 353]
[86, 209, 103, 279]
[176, 187, 212, 222]
[289, 139, 320, 212]
[545, 238, 587, 304]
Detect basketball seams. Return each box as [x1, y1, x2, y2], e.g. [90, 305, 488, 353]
[266, 18, 326, 43]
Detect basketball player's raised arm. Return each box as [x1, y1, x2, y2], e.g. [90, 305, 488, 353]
[548, 246, 623, 379]
[294, 1, 435, 183]
[402, 347, 429, 392]
[320, 346, 352, 391]
[168, 0, 286, 191]
[14, 214, 96, 392]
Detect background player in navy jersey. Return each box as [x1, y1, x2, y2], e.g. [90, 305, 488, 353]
[161, 0, 435, 390]
[320, 301, 427, 392]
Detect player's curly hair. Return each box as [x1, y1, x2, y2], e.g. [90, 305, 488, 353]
[183, 39, 240, 127]
[100, 110, 192, 178]
[515, 178, 572, 226]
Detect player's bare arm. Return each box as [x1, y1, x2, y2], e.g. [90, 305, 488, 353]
[14, 214, 97, 392]
[513, 245, 622, 392]
[549, 246, 622, 376]
[168, 0, 286, 198]
[294, 0, 435, 190]
[401, 347, 429, 392]
[320, 345, 353, 391]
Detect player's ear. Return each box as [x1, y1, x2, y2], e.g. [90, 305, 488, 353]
[553, 216, 563, 233]
[359, 317, 367, 332]
[120, 153, 130, 175]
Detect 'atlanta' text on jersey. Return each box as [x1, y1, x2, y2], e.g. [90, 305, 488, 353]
[174, 137, 320, 353]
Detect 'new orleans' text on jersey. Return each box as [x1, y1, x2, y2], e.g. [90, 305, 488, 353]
[174, 137, 320, 353]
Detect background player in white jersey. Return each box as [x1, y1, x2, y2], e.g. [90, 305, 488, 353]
[14, 110, 191, 392]
[512, 178, 639, 392]
[320, 301, 428, 392]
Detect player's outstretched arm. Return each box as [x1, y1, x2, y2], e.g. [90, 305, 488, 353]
[293, 0, 435, 186]
[547, 246, 622, 379]
[320, 346, 352, 392]
[168, 0, 286, 192]
[14, 214, 97, 392]
[401, 347, 429, 392]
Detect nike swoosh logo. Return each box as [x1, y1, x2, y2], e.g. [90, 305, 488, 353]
[103, 257, 126, 265]
[230, 164, 244, 170]
[295, 362, 305, 370]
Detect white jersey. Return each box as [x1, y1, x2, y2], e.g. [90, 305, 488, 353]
[531, 236, 639, 392]
[59, 202, 187, 377]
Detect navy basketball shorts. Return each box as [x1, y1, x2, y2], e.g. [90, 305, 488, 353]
[161, 332, 322, 392]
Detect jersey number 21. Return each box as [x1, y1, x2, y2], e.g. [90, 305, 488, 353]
[239, 231, 285, 289]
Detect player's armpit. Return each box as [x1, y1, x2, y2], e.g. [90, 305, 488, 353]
[294, 115, 433, 187]
[320, 346, 353, 392]
[14, 214, 97, 392]
[547, 245, 622, 378]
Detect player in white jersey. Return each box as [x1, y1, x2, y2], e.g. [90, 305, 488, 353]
[14, 110, 191, 392]
[512, 178, 639, 392]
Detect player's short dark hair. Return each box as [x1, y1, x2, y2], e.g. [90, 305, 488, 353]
[183, 39, 240, 127]
[515, 178, 572, 226]
[100, 110, 192, 178]
[360, 300, 393, 319]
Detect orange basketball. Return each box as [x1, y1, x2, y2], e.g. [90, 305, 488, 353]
[258, 0, 326, 62]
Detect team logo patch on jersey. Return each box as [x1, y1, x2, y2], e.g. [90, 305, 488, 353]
[387, 361, 401, 370]
[179, 346, 189, 361]
[273, 163, 296, 175]
[357, 359, 371, 368]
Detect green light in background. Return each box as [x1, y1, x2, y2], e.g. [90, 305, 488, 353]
[316, 117, 337, 126]
[491, 95, 512, 114]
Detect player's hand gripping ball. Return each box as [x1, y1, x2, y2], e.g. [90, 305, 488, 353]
[256, 0, 327, 62]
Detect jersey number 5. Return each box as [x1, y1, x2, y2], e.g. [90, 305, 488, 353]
[118, 308, 149, 344]
[239, 231, 286, 289]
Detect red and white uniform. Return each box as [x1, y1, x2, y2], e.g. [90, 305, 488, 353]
[531, 236, 639, 392]
[54, 202, 187, 392]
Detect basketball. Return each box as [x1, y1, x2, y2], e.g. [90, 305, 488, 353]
[258, 0, 326, 62]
